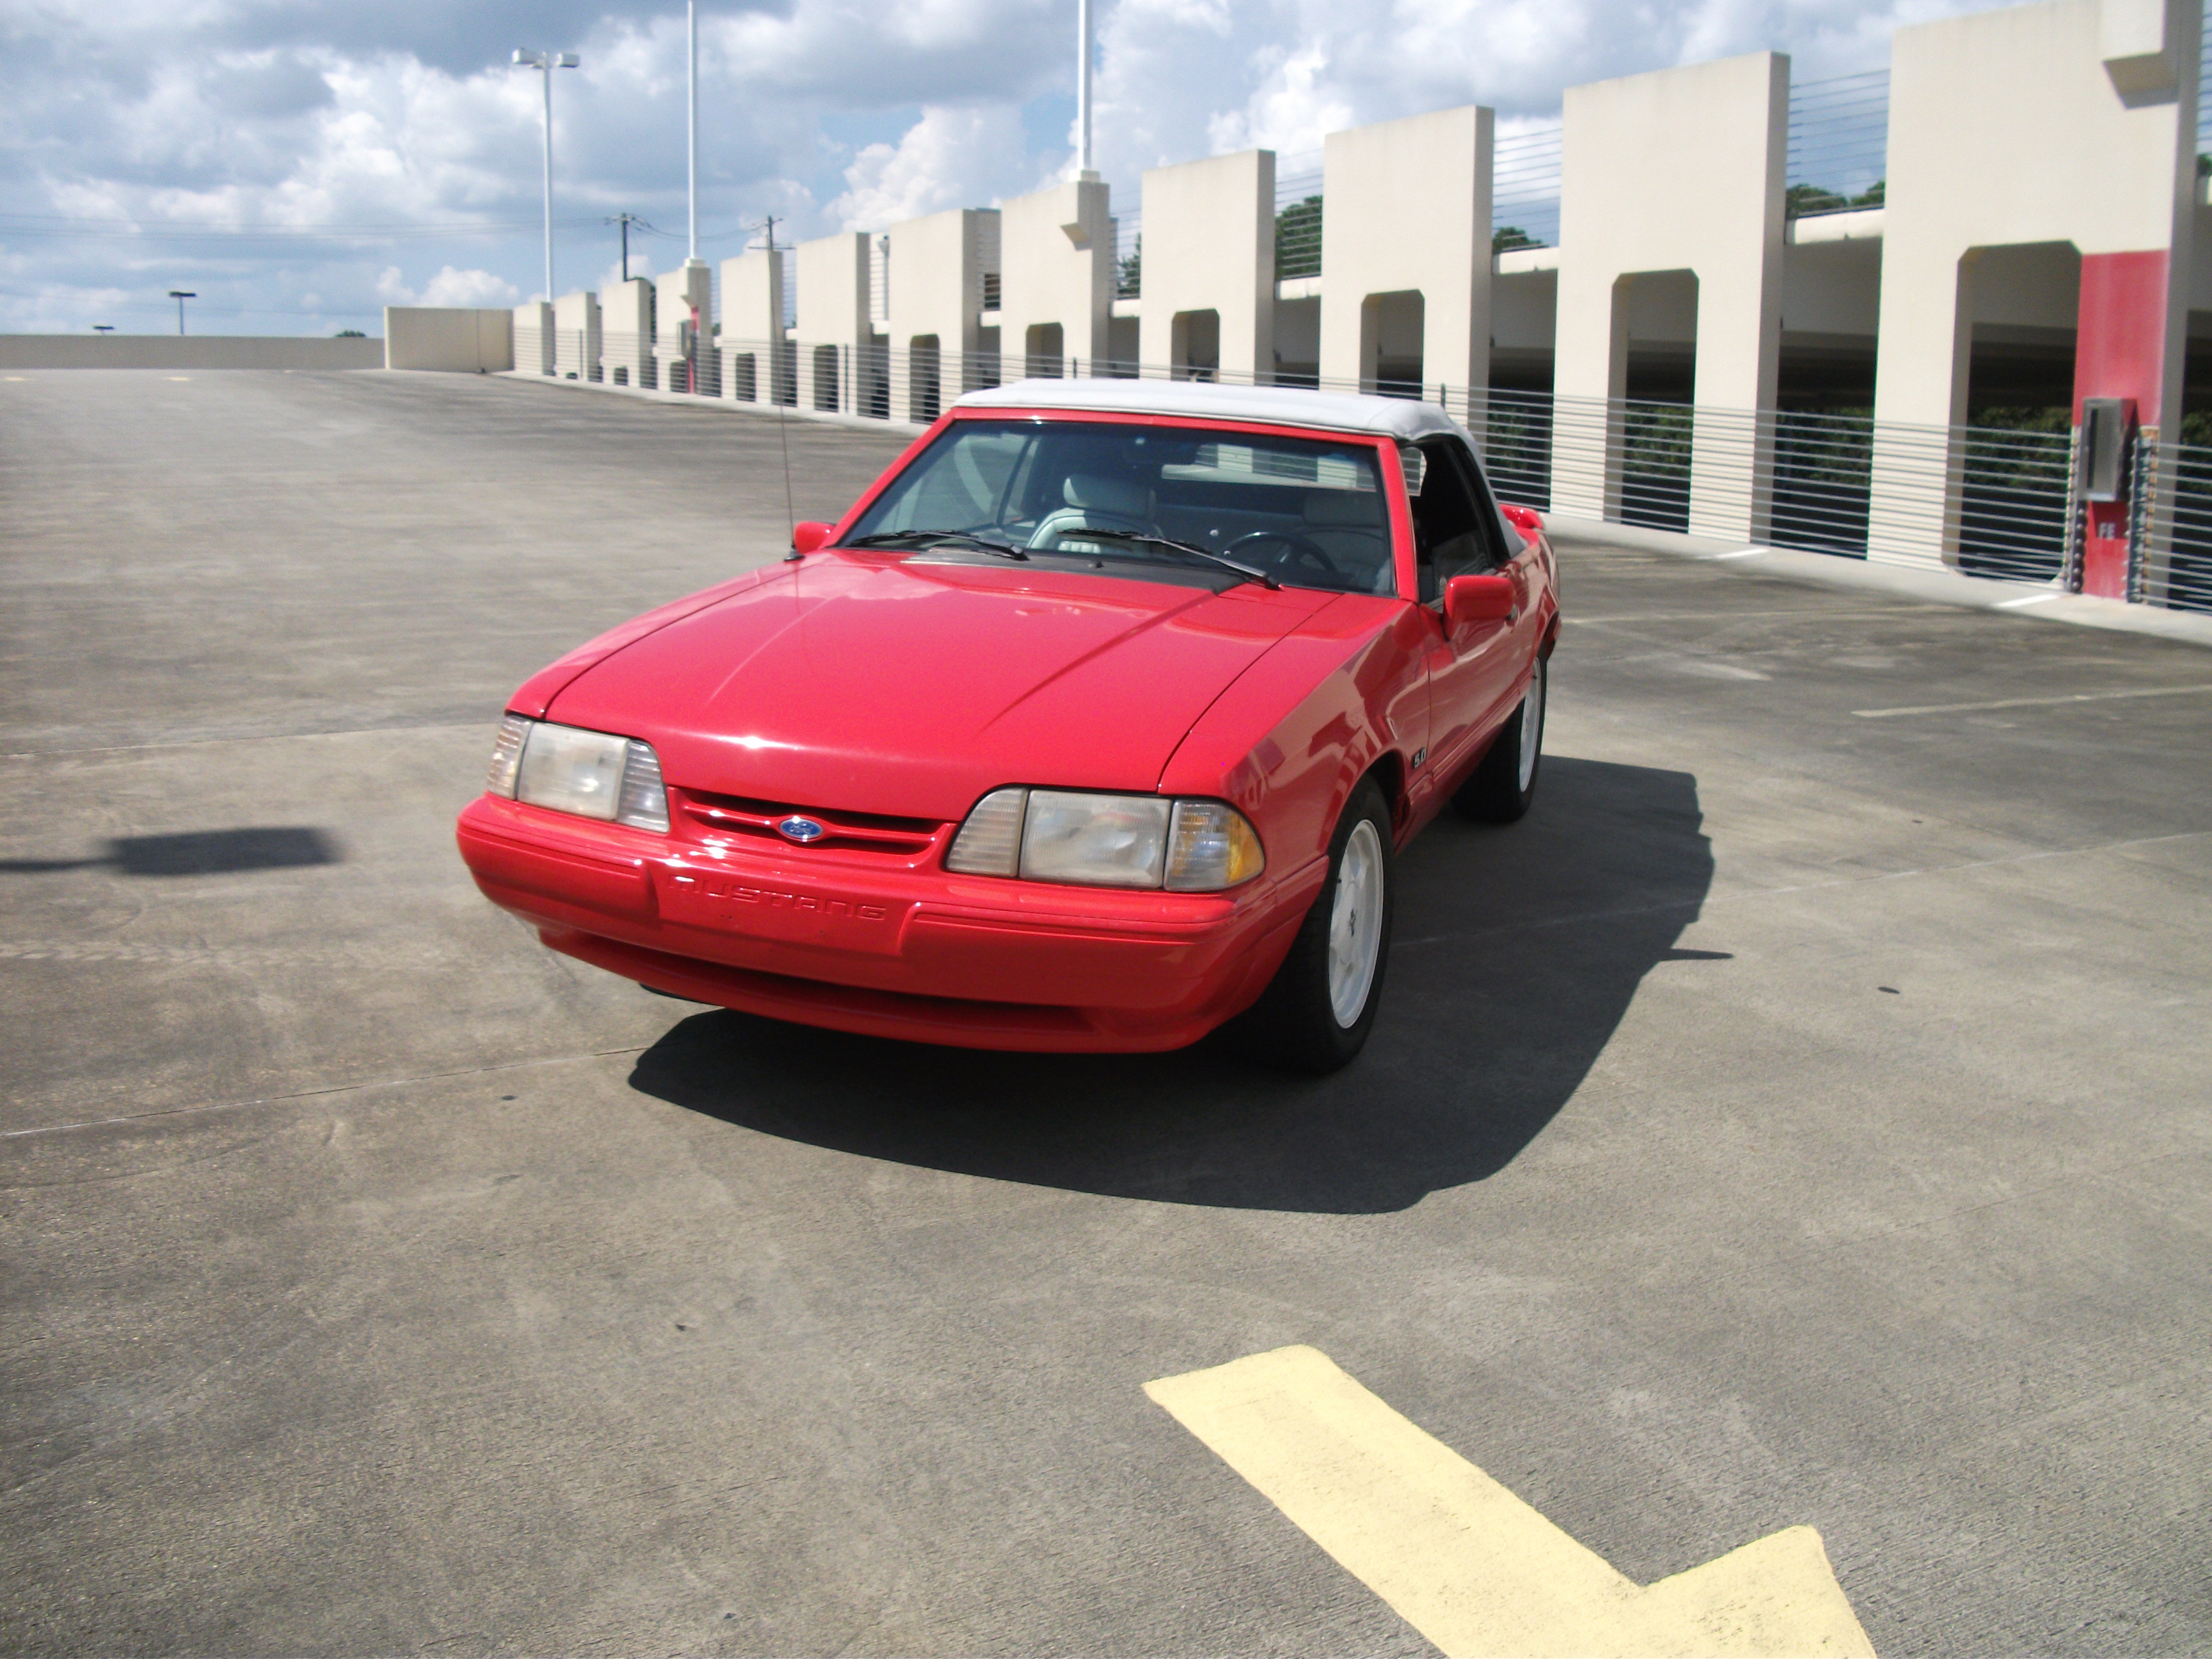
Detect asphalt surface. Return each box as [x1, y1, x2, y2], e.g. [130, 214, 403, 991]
[3, 369, 2208, 1657]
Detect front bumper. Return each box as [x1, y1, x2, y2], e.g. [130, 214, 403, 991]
[456, 795, 1318, 1052]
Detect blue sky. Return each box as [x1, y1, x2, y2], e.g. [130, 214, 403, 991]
[0, 0, 2013, 336]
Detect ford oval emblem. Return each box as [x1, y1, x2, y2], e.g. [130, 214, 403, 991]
[776, 816, 826, 844]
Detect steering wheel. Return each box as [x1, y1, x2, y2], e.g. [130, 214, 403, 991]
[1222, 529, 1343, 580]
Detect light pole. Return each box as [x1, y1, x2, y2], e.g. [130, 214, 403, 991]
[168, 291, 196, 335]
[1076, 0, 1093, 176]
[512, 48, 580, 299]
[687, 0, 700, 265]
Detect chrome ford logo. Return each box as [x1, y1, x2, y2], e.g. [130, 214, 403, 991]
[776, 816, 826, 844]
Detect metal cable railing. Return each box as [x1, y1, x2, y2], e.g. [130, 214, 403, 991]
[1786, 70, 1889, 215]
[1274, 152, 1324, 281]
[1114, 212, 1141, 298]
[604, 341, 2190, 609]
[1491, 119, 1562, 251]
[2147, 442, 2212, 613]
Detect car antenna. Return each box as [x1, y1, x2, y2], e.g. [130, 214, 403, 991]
[759, 216, 802, 562]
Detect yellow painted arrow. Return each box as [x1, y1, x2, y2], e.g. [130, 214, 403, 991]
[1145, 1345, 1875, 1659]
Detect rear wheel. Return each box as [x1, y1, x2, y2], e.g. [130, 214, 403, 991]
[1453, 654, 1546, 824]
[1239, 779, 1395, 1074]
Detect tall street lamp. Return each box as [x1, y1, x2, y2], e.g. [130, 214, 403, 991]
[512, 48, 581, 299]
[168, 291, 196, 335]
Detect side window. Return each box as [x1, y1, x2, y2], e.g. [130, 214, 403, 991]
[1409, 437, 1504, 603]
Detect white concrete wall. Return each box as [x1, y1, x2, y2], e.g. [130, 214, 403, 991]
[551, 290, 600, 382]
[1869, 0, 2200, 567]
[1137, 150, 1275, 383]
[1552, 51, 1789, 538]
[513, 301, 554, 377]
[720, 249, 784, 403]
[886, 207, 994, 418]
[385, 308, 510, 372]
[998, 178, 1113, 378]
[599, 279, 654, 388]
[0, 335, 389, 370]
[794, 232, 875, 413]
[1782, 239, 1883, 338]
[1318, 105, 1493, 400]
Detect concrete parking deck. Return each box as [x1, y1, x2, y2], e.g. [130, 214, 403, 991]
[2, 370, 2207, 1656]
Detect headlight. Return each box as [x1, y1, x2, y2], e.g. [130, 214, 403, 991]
[487, 717, 670, 833]
[945, 787, 1263, 891]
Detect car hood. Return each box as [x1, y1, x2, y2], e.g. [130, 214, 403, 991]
[546, 552, 1336, 820]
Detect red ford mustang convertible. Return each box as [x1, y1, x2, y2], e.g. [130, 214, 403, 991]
[457, 380, 1559, 1071]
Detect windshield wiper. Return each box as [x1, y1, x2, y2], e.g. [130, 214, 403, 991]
[1057, 529, 1279, 589]
[844, 530, 1029, 560]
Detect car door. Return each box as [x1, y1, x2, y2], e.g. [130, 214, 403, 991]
[1408, 435, 1522, 789]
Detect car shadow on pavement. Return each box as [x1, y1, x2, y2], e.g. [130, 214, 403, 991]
[628, 757, 1713, 1213]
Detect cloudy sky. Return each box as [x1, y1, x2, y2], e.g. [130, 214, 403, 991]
[1, 0, 2015, 336]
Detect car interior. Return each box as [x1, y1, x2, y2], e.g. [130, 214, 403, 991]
[851, 420, 1400, 596]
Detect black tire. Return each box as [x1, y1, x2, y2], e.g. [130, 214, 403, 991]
[1238, 778, 1395, 1074]
[1453, 654, 1546, 824]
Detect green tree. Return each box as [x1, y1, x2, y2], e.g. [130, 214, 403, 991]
[1117, 233, 1141, 298]
[1492, 225, 1540, 253]
[1275, 195, 1322, 280]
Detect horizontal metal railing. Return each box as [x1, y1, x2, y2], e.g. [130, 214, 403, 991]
[627, 338, 2194, 612]
[2145, 441, 2212, 614]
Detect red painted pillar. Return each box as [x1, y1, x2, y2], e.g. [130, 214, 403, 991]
[2072, 252, 2168, 598]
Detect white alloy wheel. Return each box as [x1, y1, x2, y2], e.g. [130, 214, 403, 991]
[1327, 818, 1386, 1027]
[1517, 659, 1546, 794]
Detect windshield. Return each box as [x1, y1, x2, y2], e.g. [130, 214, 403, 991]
[846, 419, 1395, 596]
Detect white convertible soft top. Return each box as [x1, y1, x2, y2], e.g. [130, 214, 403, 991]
[955, 377, 1474, 446]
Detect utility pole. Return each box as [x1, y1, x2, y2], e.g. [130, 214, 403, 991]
[512, 48, 581, 298]
[605, 213, 642, 283]
[168, 290, 196, 335]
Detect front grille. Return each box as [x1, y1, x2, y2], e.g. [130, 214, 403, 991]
[677, 789, 948, 858]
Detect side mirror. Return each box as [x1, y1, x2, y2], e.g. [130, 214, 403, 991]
[1500, 502, 1543, 544]
[1444, 573, 1516, 628]
[791, 521, 835, 555]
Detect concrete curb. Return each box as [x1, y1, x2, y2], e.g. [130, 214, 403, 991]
[1546, 513, 2212, 652]
[468, 368, 931, 438]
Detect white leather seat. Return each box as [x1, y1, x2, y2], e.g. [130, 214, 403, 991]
[1028, 473, 1157, 550]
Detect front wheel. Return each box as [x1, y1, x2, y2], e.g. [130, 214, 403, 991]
[1453, 654, 1546, 824]
[1238, 779, 1395, 1074]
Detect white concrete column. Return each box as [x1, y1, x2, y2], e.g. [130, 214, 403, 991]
[998, 177, 1113, 379]
[551, 290, 600, 381]
[654, 261, 715, 395]
[1552, 52, 1787, 537]
[794, 232, 873, 413]
[1136, 150, 1275, 383]
[512, 300, 554, 376]
[598, 279, 654, 388]
[886, 207, 995, 418]
[1319, 105, 1493, 413]
[1869, 0, 2200, 572]
[718, 249, 784, 403]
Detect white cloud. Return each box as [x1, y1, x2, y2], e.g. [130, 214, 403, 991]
[0, 0, 2027, 333]
[419, 266, 520, 306]
[830, 105, 1030, 229]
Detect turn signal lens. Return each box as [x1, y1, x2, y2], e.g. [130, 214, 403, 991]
[1165, 800, 1266, 891]
[616, 739, 670, 832]
[946, 787, 1027, 875]
[486, 714, 531, 798]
